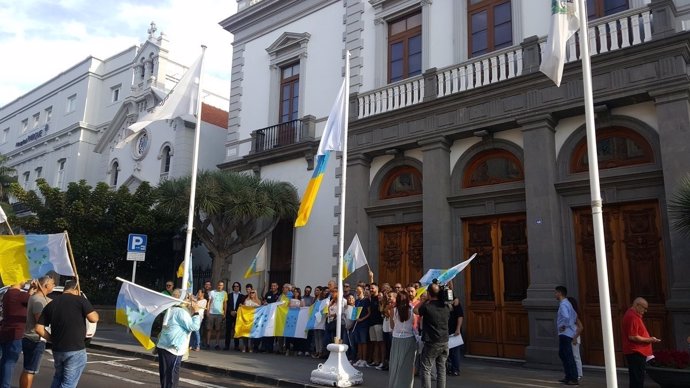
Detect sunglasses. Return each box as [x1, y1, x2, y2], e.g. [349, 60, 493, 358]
[250, 292, 256, 294]
[166, 284, 173, 287]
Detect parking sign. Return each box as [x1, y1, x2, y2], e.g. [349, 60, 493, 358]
[127, 233, 147, 261]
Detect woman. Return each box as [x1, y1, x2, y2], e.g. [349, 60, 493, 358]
[379, 291, 396, 371]
[388, 290, 416, 388]
[189, 289, 207, 351]
[325, 289, 348, 349]
[311, 286, 327, 358]
[239, 289, 261, 352]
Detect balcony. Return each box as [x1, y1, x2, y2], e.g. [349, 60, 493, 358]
[251, 117, 315, 153]
[357, 5, 654, 120]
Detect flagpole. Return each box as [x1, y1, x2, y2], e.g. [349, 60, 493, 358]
[335, 52, 350, 344]
[576, 0, 617, 386]
[181, 45, 207, 300]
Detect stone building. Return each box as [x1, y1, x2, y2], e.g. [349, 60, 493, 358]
[220, 0, 689, 365]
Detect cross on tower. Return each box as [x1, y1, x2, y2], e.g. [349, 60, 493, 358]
[148, 21, 157, 39]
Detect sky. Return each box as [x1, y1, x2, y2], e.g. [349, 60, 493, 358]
[0, 0, 237, 106]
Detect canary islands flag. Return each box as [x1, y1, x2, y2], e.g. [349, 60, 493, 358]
[343, 234, 367, 280]
[294, 64, 348, 227]
[244, 241, 266, 279]
[0, 233, 74, 286]
[116, 279, 180, 350]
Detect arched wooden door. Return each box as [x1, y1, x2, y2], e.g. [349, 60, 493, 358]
[464, 214, 530, 359]
[378, 223, 423, 287]
[574, 201, 668, 365]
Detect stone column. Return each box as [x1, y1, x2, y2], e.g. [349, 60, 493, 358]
[419, 137, 452, 269]
[345, 153, 371, 283]
[651, 88, 690, 349]
[519, 114, 564, 366]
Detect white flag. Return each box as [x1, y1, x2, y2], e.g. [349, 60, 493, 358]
[540, 0, 580, 87]
[0, 206, 7, 224]
[342, 234, 368, 280]
[125, 53, 203, 135]
[317, 75, 347, 155]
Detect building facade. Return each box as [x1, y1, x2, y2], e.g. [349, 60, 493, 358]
[220, 0, 690, 366]
[0, 24, 228, 206]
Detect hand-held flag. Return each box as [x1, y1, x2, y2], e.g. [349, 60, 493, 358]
[342, 234, 368, 280]
[540, 0, 581, 86]
[176, 254, 193, 295]
[244, 241, 267, 278]
[0, 233, 74, 285]
[294, 75, 348, 227]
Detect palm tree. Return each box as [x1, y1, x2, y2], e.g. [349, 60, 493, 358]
[669, 175, 690, 237]
[155, 170, 300, 282]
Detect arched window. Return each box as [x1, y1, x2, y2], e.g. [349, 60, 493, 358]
[110, 161, 119, 186]
[463, 149, 523, 188]
[570, 127, 653, 173]
[161, 146, 171, 174]
[379, 166, 423, 199]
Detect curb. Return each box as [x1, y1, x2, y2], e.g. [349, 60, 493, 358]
[88, 343, 323, 388]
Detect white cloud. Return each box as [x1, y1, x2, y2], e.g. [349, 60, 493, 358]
[0, 0, 236, 106]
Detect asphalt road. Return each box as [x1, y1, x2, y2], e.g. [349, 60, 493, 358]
[11, 348, 279, 388]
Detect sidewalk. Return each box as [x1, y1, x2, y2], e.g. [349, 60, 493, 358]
[90, 324, 654, 387]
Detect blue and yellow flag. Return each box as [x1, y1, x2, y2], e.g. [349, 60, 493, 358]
[244, 242, 266, 279]
[115, 279, 180, 350]
[0, 233, 74, 285]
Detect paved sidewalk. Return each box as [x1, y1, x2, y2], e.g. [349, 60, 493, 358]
[90, 324, 657, 387]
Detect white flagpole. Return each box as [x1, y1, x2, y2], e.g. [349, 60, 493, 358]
[576, 1, 617, 386]
[181, 45, 207, 300]
[335, 52, 350, 343]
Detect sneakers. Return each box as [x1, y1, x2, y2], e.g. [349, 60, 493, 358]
[375, 363, 385, 370]
[353, 360, 367, 367]
[366, 361, 380, 368]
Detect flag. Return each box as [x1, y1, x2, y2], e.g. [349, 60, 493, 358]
[540, 0, 580, 86]
[0, 206, 7, 223]
[123, 53, 203, 141]
[415, 286, 427, 300]
[176, 255, 193, 295]
[419, 269, 445, 286]
[275, 303, 309, 339]
[294, 74, 348, 227]
[343, 234, 367, 280]
[115, 279, 180, 350]
[345, 306, 362, 321]
[435, 253, 477, 285]
[0, 234, 74, 285]
[244, 242, 267, 279]
[305, 297, 330, 330]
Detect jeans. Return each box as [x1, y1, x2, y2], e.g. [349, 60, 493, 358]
[0, 339, 22, 388]
[420, 342, 448, 388]
[51, 349, 87, 388]
[625, 352, 646, 388]
[448, 344, 461, 373]
[190, 330, 201, 349]
[558, 335, 578, 382]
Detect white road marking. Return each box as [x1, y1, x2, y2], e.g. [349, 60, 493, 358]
[88, 370, 145, 385]
[103, 361, 228, 388]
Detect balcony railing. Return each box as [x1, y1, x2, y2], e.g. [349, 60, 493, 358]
[252, 118, 312, 153]
[357, 5, 655, 120]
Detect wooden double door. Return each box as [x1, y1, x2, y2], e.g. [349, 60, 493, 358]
[574, 201, 668, 365]
[378, 223, 423, 287]
[464, 214, 530, 359]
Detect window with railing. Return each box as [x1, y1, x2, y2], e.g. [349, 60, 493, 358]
[389, 11, 422, 83]
[468, 0, 513, 57]
[253, 119, 305, 152]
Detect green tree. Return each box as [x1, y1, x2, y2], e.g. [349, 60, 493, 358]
[0, 154, 17, 233]
[10, 179, 184, 303]
[669, 175, 690, 237]
[155, 170, 299, 282]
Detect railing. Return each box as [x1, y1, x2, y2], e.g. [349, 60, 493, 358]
[357, 75, 424, 119]
[356, 6, 655, 120]
[551, 7, 653, 65]
[252, 119, 306, 152]
[437, 45, 523, 98]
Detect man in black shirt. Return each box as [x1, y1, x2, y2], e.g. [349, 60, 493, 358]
[35, 281, 98, 388]
[414, 283, 451, 388]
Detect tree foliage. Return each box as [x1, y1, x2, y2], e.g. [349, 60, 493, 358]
[155, 170, 299, 282]
[9, 179, 184, 303]
[669, 175, 690, 237]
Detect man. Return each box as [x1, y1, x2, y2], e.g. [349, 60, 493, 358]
[302, 286, 314, 307]
[224, 282, 245, 351]
[35, 280, 99, 388]
[206, 281, 227, 350]
[157, 289, 201, 388]
[0, 281, 35, 388]
[367, 283, 385, 368]
[343, 283, 356, 299]
[21, 275, 55, 388]
[261, 282, 281, 353]
[162, 281, 174, 296]
[414, 283, 451, 388]
[622, 297, 660, 388]
[555, 286, 579, 385]
[200, 281, 212, 348]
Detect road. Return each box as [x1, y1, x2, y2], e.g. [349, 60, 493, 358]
[13, 348, 279, 388]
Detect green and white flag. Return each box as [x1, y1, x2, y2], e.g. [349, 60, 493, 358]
[540, 0, 581, 86]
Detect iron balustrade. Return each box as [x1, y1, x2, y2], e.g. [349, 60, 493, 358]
[252, 119, 306, 152]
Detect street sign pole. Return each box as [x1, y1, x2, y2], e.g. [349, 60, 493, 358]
[127, 234, 147, 286]
[132, 261, 137, 283]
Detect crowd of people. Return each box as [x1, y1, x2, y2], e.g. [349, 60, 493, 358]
[164, 273, 464, 388]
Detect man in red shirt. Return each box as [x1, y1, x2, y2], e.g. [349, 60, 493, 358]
[0, 281, 36, 388]
[621, 297, 660, 388]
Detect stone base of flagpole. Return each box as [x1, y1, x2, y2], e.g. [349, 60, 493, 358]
[310, 343, 363, 387]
